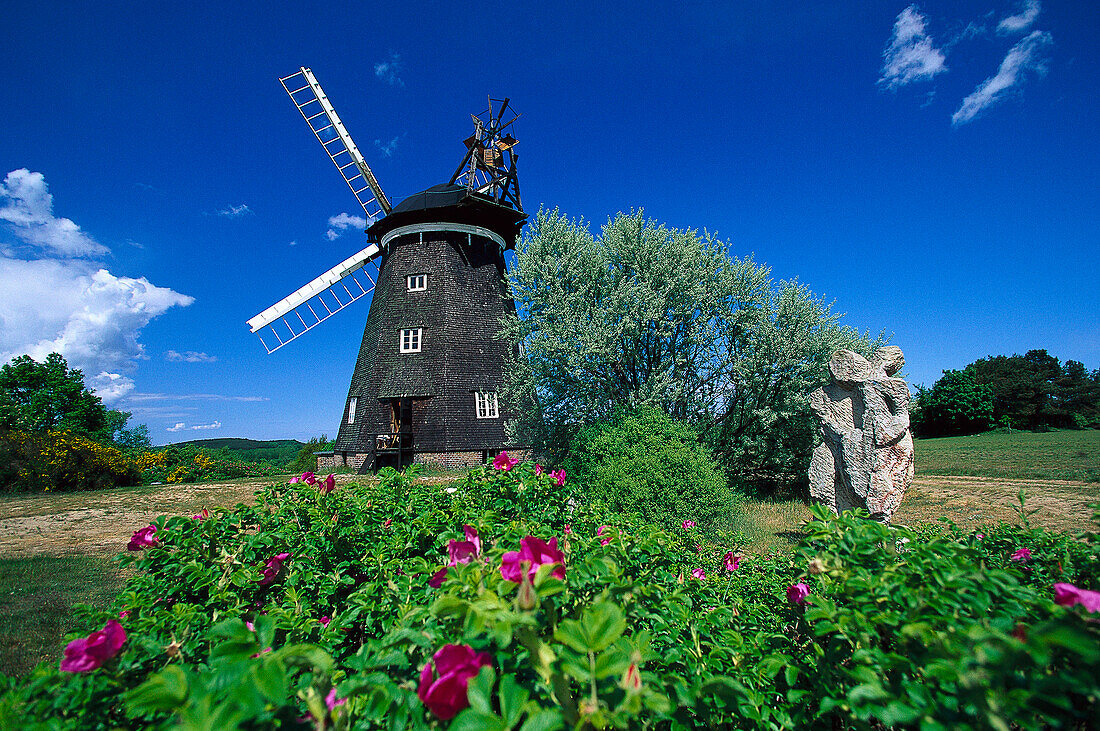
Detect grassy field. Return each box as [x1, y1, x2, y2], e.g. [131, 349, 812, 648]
[916, 429, 1100, 482]
[0, 557, 128, 677]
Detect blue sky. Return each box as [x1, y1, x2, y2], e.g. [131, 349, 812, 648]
[1, 0, 1096, 443]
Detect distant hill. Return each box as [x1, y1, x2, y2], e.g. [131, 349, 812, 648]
[165, 438, 305, 466]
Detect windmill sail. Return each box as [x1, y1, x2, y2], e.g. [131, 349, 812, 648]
[247, 244, 381, 354]
[280, 67, 392, 219]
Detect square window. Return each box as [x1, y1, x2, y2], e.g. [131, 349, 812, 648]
[474, 391, 499, 419]
[400, 328, 422, 353]
[407, 274, 427, 291]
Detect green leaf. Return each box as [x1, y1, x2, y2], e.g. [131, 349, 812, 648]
[467, 665, 497, 715]
[498, 675, 529, 728]
[553, 619, 589, 654]
[126, 665, 190, 714]
[518, 708, 564, 731]
[449, 710, 508, 731]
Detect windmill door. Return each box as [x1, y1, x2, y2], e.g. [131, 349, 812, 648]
[376, 398, 414, 468]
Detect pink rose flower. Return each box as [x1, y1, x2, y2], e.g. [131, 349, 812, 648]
[430, 526, 483, 588]
[492, 451, 519, 471]
[1054, 582, 1100, 613]
[692, 568, 706, 581]
[723, 551, 740, 572]
[118, 610, 130, 620]
[326, 688, 347, 710]
[301, 471, 317, 485]
[60, 620, 126, 672]
[320, 615, 330, 627]
[383, 518, 393, 529]
[787, 582, 810, 606]
[258, 552, 291, 586]
[535, 464, 543, 477]
[319, 474, 336, 495]
[597, 525, 610, 546]
[549, 468, 566, 487]
[127, 525, 160, 551]
[191, 508, 210, 521]
[500, 536, 566, 582]
[1010, 547, 1032, 562]
[563, 524, 572, 535]
[682, 520, 696, 530]
[417, 644, 492, 720]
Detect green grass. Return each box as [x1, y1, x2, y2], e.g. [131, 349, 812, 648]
[915, 429, 1100, 482]
[0, 556, 127, 677]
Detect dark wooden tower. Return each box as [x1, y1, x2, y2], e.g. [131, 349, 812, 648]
[247, 71, 527, 471]
[333, 184, 526, 469]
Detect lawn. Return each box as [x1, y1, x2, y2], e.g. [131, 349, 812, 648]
[915, 428, 1100, 482]
[0, 556, 128, 677]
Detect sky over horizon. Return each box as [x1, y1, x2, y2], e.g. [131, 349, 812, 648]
[1, 0, 1096, 444]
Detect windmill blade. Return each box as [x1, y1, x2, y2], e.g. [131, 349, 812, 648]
[247, 244, 381, 353]
[280, 67, 392, 218]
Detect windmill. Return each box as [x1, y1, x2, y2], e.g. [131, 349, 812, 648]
[247, 67, 527, 471]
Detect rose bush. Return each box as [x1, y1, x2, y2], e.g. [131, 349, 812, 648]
[0, 463, 1097, 730]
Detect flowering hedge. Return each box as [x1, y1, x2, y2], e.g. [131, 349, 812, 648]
[1, 461, 1098, 729]
[0, 429, 141, 492]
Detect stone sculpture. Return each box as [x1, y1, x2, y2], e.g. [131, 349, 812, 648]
[808, 347, 914, 522]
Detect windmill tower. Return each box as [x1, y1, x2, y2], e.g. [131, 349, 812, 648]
[247, 67, 527, 471]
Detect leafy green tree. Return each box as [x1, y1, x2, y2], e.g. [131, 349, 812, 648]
[287, 435, 333, 474]
[913, 368, 995, 437]
[0, 353, 146, 447]
[504, 208, 879, 481]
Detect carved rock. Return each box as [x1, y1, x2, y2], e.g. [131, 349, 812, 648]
[808, 347, 914, 522]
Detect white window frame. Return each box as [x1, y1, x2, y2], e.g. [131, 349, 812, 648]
[474, 391, 499, 419]
[400, 328, 422, 353]
[407, 273, 428, 291]
[347, 397, 357, 424]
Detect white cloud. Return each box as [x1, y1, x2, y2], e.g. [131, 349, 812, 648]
[375, 136, 400, 157]
[0, 169, 194, 404]
[90, 372, 135, 401]
[166, 420, 221, 432]
[165, 350, 217, 363]
[125, 392, 267, 402]
[289, 240, 297, 247]
[216, 203, 252, 218]
[879, 5, 948, 89]
[326, 212, 368, 240]
[998, 0, 1041, 34]
[952, 30, 1053, 125]
[0, 169, 108, 257]
[374, 53, 404, 87]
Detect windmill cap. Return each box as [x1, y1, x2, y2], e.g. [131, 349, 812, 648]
[368, 183, 527, 248]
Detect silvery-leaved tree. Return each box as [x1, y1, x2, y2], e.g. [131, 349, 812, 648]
[503, 208, 881, 484]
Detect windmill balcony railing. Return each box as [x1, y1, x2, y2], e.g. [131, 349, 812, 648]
[375, 432, 413, 452]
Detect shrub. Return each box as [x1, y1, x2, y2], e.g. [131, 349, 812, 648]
[0, 430, 141, 492]
[1, 465, 1097, 729]
[564, 408, 734, 529]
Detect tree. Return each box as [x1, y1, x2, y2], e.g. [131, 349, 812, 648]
[504, 209, 880, 482]
[0, 353, 145, 447]
[912, 368, 995, 437]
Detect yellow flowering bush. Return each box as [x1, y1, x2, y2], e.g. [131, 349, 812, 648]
[0, 430, 141, 492]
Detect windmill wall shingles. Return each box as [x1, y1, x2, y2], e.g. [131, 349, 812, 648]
[332, 229, 522, 469]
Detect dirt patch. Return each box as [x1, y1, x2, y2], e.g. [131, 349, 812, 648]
[0, 478, 286, 558]
[894, 475, 1097, 533]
